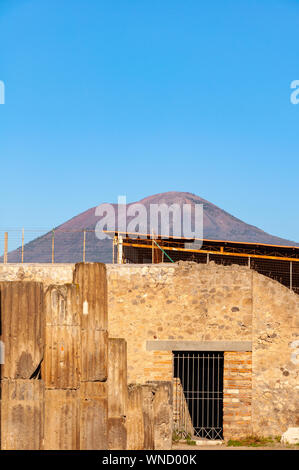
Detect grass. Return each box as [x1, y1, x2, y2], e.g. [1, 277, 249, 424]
[227, 435, 277, 447]
[172, 430, 196, 446]
[172, 430, 183, 442]
[186, 438, 196, 446]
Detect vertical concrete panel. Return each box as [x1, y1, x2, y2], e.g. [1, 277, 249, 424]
[127, 385, 144, 450]
[108, 417, 127, 450]
[45, 284, 79, 326]
[107, 338, 127, 450]
[81, 329, 108, 382]
[141, 385, 155, 450]
[150, 381, 173, 450]
[43, 284, 80, 388]
[80, 382, 108, 450]
[44, 325, 80, 389]
[74, 263, 108, 382]
[44, 389, 79, 450]
[73, 263, 108, 330]
[108, 338, 127, 417]
[134, 382, 173, 450]
[1, 379, 44, 450]
[0, 282, 44, 379]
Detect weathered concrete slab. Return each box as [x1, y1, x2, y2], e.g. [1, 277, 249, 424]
[45, 284, 80, 326]
[0, 281, 44, 379]
[81, 329, 108, 382]
[73, 263, 108, 330]
[44, 389, 79, 450]
[107, 338, 127, 450]
[80, 381, 108, 450]
[141, 385, 155, 450]
[108, 338, 127, 417]
[44, 324, 80, 389]
[146, 340, 252, 352]
[281, 427, 299, 445]
[1, 379, 44, 450]
[150, 381, 173, 450]
[108, 417, 127, 450]
[126, 384, 144, 450]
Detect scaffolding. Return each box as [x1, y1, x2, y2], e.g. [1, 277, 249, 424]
[110, 231, 299, 295]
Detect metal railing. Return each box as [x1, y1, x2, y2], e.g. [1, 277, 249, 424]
[1, 229, 299, 295]
[0, 229, 113, 264]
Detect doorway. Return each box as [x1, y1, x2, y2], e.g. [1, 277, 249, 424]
[173, 351, 224, 440]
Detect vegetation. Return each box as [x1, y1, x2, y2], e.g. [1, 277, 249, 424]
[172, 429, 188, 442]
[172, 430, 196, 445]
[227, 435, 278, 447]
[186, 438, 196, 446]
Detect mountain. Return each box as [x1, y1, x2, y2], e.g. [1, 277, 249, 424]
[5, 191, 299, 263]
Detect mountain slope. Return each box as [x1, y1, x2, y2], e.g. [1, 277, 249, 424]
[5, 191, 299, 263]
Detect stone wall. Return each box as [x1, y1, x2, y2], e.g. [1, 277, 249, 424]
[0, 263, 74, 284]
[106, 262, 299, 438]
[252, 272, 299, 435]
[223, 352, 252, 438]
[106, 262, 253, 384]
[0, 261, 298, 439]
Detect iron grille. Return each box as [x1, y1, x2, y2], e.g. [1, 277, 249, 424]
[173, 351, 224, 440]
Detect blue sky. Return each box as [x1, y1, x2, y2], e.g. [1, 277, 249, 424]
[0, 0, 299, 250]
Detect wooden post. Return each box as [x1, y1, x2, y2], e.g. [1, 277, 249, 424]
[21, 228, 24, 263]
[248, 256, 251, 269]
[4, 231, 8, 263]
[117, 235, 123, 264]
[112, 236, 116, 264]
[151, 229, 155, 264]
[290, 261, 293, 290]
[152, 238, 154, 263]
[83, 230, 86, 262]
[52, 229, 55, 264]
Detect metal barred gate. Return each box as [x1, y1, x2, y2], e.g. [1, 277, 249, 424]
[173, 351, 224, 440]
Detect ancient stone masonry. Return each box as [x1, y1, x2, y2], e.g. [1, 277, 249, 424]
[251, 271, 299, 436]
[0, 261, 298, 441]
[0, 263, 174, 450]
[106, 262, 299, 439]
[106, 263, 253, 384]
[0, 263, 74, 284]
[0, 282, 45, 450]
[223, 352, 252, 439]
[0, 265, 110, 450]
